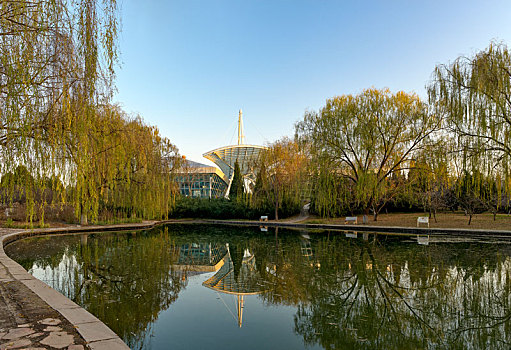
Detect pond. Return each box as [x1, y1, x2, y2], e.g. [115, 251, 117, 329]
[5, 224, 511, 349]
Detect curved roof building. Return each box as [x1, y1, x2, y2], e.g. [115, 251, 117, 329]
[203, 110, 267, 197]
[203, 144, 266, 184]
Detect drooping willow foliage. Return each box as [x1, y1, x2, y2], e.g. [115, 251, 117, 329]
[295, 88, 441, 220]
[428, 41, 511, 214]
[0, 1, 181, 224]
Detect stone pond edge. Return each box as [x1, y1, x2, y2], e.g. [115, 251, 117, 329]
[2, 218, 511, 349]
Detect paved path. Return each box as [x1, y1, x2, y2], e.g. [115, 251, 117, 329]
[0, 228, 86, 349]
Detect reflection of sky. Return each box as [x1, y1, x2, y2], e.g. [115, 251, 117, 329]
[29, 253, 80, 298]
[149, 272, 316, 350]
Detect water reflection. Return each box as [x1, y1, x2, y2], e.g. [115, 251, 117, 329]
[203, 246, 268, 327]
[417, 234, 430, 245]
[5, 225, 511, 349]
[173, 242, 227, 273]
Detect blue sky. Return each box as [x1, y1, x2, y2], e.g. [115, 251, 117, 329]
[113, 0, 511, 165]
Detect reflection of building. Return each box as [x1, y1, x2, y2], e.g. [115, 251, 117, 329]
[175, 160, 228, 199]
[175, 110, 267, 199]
[172, 242, 228, 273]
[203, 246, 267, 327]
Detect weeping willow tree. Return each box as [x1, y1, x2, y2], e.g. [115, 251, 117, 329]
[307, 156, 353, 218]
[0, 1, 180, 224]
[296, 88, 441, 220]
[408, 138, 454, 221]
[428, 41, 511, 217]
[62, 103, 181, 223]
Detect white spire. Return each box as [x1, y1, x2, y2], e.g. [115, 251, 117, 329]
[238, 109, 244, 145]
[237, 294, 244, 328]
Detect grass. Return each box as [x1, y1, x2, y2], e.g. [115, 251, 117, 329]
[1, 216, 144, 229]
[92, 217, 144, 225]
[304, 212, 511, 231]
[4, 212, 510, 232]
[4, 218, 50, 229]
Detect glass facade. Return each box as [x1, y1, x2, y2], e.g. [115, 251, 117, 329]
[176, 172, 227, 198]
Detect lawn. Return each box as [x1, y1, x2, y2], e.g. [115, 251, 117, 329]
[304, 212, 511, 231]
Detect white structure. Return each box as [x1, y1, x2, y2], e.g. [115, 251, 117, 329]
[203, 110, 267, 197]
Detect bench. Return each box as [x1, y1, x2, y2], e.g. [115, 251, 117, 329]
[345, 216, 358, 224]
[260, 216, 268, 222]
[417, 216, 429, 228]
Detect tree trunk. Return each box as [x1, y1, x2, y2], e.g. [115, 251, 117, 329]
[80, 202, 88, 225]
[493, 211, 497, 221]
[468, 214, 473, 225]
[433, 209, 437, 223]
[275, 227, 279, 257]
[80, 213, 88, 225]
[274, 195, 279, 221]
[371, 205, 378, 221]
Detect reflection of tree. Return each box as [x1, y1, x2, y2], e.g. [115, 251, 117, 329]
[286, 236, 511, 349]
[69, 229, 186, 349]
[6, 235, 80, 271]
[229, 243, 245, 281]
[7, 228, 187, 349]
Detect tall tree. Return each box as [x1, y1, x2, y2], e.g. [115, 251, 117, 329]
[296, 88, 441, 220]
[0, 0, 120, 223]
[429, 42, 511, 188]
[255, 138, 308, 220]
[229, 161, 244, 200]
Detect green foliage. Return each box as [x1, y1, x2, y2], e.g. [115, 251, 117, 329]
[429, 41, 511, 194]
[296, 88, 441, 220]
[171, 197, 257, 220]
[252, 138, 307, 220]
[170, 196, 299, 220]
[4, 218, 49, 229]
[229, 161, 244, 200]
[0, 166, 34, 187]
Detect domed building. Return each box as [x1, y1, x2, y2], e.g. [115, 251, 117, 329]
[176, 110, 267, 198]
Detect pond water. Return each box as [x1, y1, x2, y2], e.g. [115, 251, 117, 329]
[5, 224, 511, 349]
